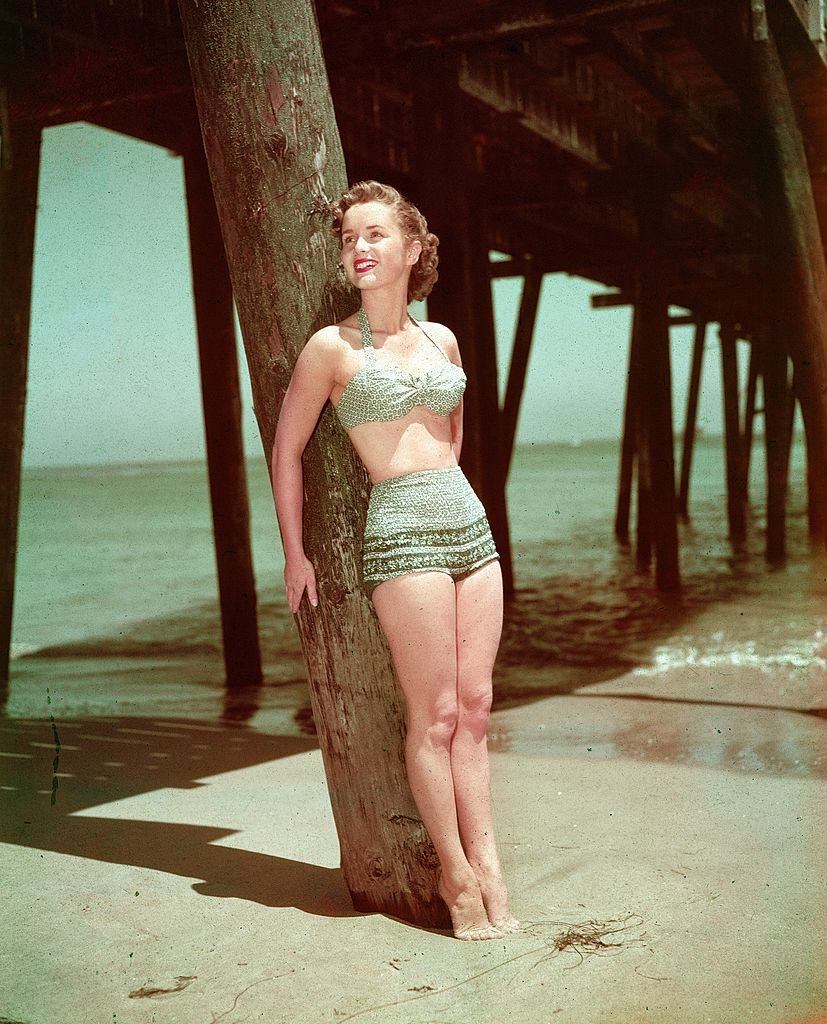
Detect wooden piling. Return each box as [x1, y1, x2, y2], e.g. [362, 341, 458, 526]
[178, 0, 450, 930]
[743, 342, 760, 502]
[677, 320, 707, 521]
[759, 323, 791, 564]
[413, 54, 515, 599]
[0, 110, 41, 687]
[746, 1, 827, 548]
[718, 322, 747, 546]
[635, 195, 680, 590]
[616, 307, 640, 544]
[502, 267, 542, 479]
[182, 141, 263, 693]
[634, 307, 650, 573]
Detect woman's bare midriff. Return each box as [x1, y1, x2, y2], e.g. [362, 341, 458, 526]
[341, 413, 459, 485]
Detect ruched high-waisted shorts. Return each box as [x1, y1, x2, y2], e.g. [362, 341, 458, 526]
[362, 466, 500, 600]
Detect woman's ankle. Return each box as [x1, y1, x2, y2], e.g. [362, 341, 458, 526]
[438, 864, 480, 895]
[468, 854, 503, 877]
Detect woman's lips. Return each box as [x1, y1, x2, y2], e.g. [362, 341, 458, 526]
[355, 261, 377, 274]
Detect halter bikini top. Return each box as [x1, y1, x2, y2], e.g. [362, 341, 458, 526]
[334, 307, 467, 432]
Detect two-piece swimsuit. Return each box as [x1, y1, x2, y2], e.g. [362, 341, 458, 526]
[334, 306, 500, 599]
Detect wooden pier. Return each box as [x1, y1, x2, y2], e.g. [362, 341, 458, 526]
[1, 0, 826, 926]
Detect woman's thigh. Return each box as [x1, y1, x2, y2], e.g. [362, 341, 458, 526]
[371, 571, 459, 723]
[454, 560, 504, 704]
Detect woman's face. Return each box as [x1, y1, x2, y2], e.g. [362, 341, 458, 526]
[340, 201, 421, 292]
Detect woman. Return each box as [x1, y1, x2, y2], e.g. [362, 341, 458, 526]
[273, 180, 519, 941]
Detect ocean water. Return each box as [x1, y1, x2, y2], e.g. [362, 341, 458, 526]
[10, 437, 826, 688]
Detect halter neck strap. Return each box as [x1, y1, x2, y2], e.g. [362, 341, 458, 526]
[357, 307, 449, 363]
[356, 306, 374, 349]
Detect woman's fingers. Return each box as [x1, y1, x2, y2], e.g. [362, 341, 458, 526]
[284, 560, 318, 613]
[306, 564, 318, 607]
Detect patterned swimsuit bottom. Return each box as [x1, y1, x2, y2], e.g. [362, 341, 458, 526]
[362, 465, 500, 600]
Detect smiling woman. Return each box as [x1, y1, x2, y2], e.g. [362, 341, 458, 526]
[271, 179, 520, 941]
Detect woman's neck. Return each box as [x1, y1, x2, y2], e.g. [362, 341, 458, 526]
[358, 294, 413, 336]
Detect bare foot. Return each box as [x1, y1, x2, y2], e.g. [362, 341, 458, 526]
[437, 870, 503, 941]
[470, 860, 521, 933]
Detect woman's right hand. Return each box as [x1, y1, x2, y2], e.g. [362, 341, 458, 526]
[284, 554, 318, 613]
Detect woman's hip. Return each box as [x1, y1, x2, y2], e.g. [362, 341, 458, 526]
[365, 465, 485, 534]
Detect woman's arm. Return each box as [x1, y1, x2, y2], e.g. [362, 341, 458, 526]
[441, 325, 464, 463]
[450, 398, 464, 464]
[272, 328, 339, 612]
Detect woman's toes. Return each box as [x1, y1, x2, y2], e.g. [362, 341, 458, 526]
[489, 914, 521, 934]
[456, 923, 504, 941]
[437, 871, 496, 940]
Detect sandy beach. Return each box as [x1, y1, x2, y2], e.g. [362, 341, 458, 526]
[3, 442, 826, 1022]
[3, 570, 826, 1023]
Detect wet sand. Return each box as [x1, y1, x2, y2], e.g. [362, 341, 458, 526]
[2, 567, 826, 1023]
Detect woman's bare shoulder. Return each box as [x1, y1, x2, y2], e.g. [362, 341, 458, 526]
[421, 320, 461, 363]
[302, 321, 354, 356]
[308, 316, 361, 350]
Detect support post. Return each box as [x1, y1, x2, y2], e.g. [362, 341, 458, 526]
[746, 0, 827, 548]
[632, 306, 653, 569]
[616, 307, 639, 543]
[677, 320, 707, 520]
[413, 54, 514, 599]
[0, 103, 41, 689]
[502, 267, 542, 479]
[759, 323, 792, 564]
[719, 323, 748, 546]
[635, 194, 681, 590]
[178, 0, 449, 929]
[743, 342, 760, 502]
[182, 140, 263, 695]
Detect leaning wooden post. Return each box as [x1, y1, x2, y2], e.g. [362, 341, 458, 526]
[677, 319, 707, 521]
[616, 307, 640, 543]
[631, 306, 653, 570]
[759, 322, 791, 564]
[743, 342, 760, 502]
[182, 138, 263, 693]
[0, 102, 41, 688]
[177, 0, 449, 929]
[635, 193, 681, 590]
[412, 53, 515, 599]
[719, 322, 747, 545]
[745, 0, 827, 547]
[502, 267, 542, 479]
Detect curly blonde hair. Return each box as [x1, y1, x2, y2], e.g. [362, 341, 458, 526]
[328, 180, 439, 303]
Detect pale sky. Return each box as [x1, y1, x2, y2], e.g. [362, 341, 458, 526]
[24, 121, 739, 468]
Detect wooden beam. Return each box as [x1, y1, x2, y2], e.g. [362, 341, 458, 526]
[719, 322, 747, 545]
[383, 0, 683, 51]
[414, 54, 515, 599]
[742, 340, 760, 500]
[635, 191, 681, 589]
[759, 323, 792, 564]
[0, 104, 41, 687]
[182, 140, 263, 692]
[616, 306, 640, 542]
[677, 319, 706, 519]
[502, 268, 542, 477]
[85, 90, 200, 154]
[6, 57, 193, 128]
[631, 305, 653, 569]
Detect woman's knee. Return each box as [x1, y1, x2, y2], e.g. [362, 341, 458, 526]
[457, 676, 493, 729]
[407, 691, 459, 745]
